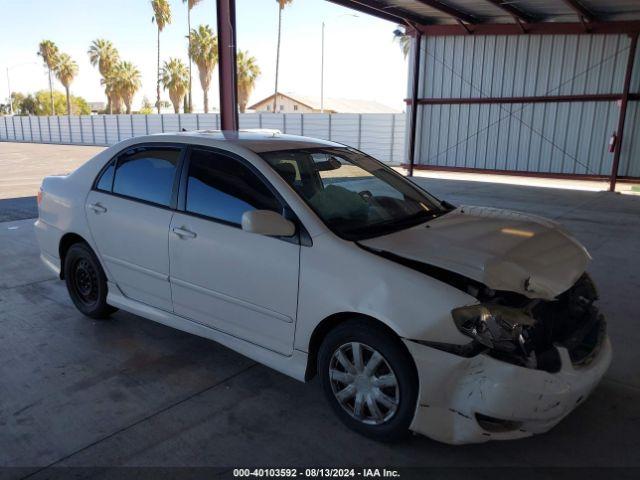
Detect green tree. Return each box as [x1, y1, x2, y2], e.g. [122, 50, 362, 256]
[273, 0, 293, 112]
[88, 39, 120, 113]
[237, 51, 260, 113]
[53, 53, 78, 116]
[183, 0, 203, 113]
[161, 58, 189, 113]
[33, 90, 90, 115]
[10, 92, 26, 114]
[151, 0, 172, 114]
[37, 40, 60, 115]
[189, 24, 217, 113]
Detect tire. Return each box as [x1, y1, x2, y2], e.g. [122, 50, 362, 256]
[318, 319, 418, 442]
[64, 242, 117, 319]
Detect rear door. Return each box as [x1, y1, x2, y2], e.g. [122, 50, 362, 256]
[86, 144, 183, 311]
[168, 147, 300, 355]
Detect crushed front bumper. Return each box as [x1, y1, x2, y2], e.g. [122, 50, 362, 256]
[403, 335, 612, 444]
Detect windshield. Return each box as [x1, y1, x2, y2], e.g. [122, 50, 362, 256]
[260, 147, 448, 240]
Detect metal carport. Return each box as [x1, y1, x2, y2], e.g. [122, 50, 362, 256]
[213, 1, 640, 190]
[322, 1, 640, 191]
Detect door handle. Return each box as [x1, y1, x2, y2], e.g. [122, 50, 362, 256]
[172, 226, 197, 239]
[89, 202, 107, 214]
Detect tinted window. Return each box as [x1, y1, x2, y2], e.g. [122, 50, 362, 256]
[96, 160, 115, 191]
[113, 147, 181, 206]
[186, 149, 281, 225]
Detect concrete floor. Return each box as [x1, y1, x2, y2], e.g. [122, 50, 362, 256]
[1, 143, 640, 474]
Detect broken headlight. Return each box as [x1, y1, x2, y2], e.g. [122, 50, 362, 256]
[451, 304, 536, 357]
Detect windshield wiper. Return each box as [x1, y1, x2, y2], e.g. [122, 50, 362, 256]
[344, 209, 446, 239]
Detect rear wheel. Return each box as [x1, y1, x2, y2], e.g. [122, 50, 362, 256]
[318, 320, 418, 442]
[64, 243, 116, 319]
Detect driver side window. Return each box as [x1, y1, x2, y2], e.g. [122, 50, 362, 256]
[185, 149, 282, 226]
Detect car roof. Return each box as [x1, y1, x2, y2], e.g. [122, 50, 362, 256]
[160, 130, 345, 153]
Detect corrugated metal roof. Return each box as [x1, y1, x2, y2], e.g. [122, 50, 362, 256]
[331, 0, 640, 25]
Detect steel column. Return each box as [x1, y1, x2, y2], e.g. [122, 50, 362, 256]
[407, 31, 422, 177]
[609, 33, 639, 191]
[216, 0, 239, 131]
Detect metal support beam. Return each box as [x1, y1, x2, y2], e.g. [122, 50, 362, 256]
[484, 0, 536, 24]
[416, 20, 640, 36]
[406, 93, 629, 105]
[326, 0, 429, 25]
[562, 0, 595, 22]
[216, 0, 239, 131]
[609, 33, 638, 192]
[407, 32, 422, 177]
[415, 0, 478, 24]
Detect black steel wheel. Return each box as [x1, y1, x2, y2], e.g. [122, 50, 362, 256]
[64, 242, 116, 319]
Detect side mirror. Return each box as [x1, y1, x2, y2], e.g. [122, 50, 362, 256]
[241, 210, 296, 237]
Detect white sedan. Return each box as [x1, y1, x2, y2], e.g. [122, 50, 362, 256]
[35, 131, 611, 444]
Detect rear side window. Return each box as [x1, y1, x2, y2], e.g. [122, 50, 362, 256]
[186, 149, 281, 225]
[95, 160, 115, 191]
[112, 147, 181, 207]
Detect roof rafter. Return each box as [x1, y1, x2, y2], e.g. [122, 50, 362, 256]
[327, 0, 430, 25]
[415, 0, 479, 24]
[484, 0, 537, 24]
[562, 0, 595, 22]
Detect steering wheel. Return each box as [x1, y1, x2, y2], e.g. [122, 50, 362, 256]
[358, 190, 373, 202]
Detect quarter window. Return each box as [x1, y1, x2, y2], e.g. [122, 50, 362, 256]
[112, 147, 181, 207]
[186, 149, 281, 225]
[95, 160, 115, 192]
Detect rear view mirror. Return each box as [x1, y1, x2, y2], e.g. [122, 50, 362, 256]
[315, 157, 342, 171]
[241, 210, 296, 237]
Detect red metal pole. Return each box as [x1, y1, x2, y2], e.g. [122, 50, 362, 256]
[609, 32, 638, 192]
[407, 31, 422, 177]
[216, 0, 239, 131]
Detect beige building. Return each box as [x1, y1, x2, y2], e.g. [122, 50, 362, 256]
[248, 92, 400, 114]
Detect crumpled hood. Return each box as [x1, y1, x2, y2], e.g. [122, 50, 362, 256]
[360, 206, 591, 300]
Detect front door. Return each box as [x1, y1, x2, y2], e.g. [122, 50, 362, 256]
[169, 148, 300, 355]
[86, 145, 183, 311]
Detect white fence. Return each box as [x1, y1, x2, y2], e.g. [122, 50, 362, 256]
[0, 113, 406, 164]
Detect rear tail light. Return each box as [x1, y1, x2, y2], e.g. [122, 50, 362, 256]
[37, 189, 43, 206]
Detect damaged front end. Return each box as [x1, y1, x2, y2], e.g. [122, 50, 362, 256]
[368, 246, 607, 372]
[445, 273, 606, 372]
[403, 272, 611, 444]
[413, 273, 606, 373]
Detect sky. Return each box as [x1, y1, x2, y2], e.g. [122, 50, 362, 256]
[0, 0, 409, 112]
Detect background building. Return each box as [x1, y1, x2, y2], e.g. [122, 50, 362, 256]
[249, 92, 400, 114]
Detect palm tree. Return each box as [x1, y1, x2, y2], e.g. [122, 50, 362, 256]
[183, 0, 203, 113]
[151, 0, 172, 114]
[53, 53, 78, 116]
[237, 51, 260, 113]
[161, 58, 189, 113]
[113, 61, 142, 114]
[273, 0, 293, 113]
[88, 39, 120, 113]
[101, 74, 123, 114]
[393, 25, 410, 59]
[189, 24, 217, 113]
[37, 40, 59, 115]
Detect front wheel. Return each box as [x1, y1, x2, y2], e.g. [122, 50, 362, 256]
[64, 243, 117, 319]
[318, 320, 418, 442]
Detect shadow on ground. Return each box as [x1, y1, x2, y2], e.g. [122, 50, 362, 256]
[0, 196, 37, 222]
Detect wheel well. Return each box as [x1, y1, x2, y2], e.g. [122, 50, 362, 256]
[58, 233, 88, 279]
[304, 312, 405, 381]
